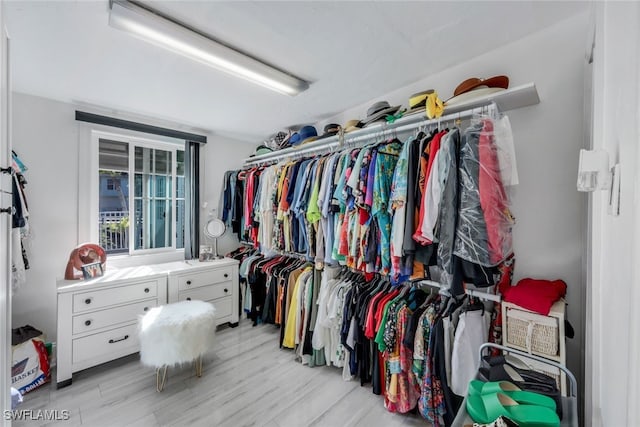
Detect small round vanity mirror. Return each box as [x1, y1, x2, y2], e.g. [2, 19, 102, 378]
[205, 218, 225, 239]
[202, 218, 226, 260]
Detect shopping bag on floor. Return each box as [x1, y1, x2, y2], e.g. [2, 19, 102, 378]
[11, 326, 50, 394]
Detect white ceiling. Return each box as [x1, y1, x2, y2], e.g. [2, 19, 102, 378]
[5, 1, 588, 143]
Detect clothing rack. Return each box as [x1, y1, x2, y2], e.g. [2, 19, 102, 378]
[274, 251, 308, 261]
[418, 279, 502, 303]
[239, 240, 310, 261]
[238, 240, 503, 300]
[243, 82, 539, 166]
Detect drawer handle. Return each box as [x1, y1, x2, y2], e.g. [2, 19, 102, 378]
[224, 288, 229, 293]
[224, 273, 229, 278]
[108, 335, 129, 344]
[85, 320, 92, 326]
[144, 288, 150, 293]
[186, 280, 192, 285]
[186, 297, 191, 301]
[143, 307, 149, 312]
[85, 298, 92, 305]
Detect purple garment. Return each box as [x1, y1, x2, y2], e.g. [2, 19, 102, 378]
[365, 150, 378, 208]
[355, 148, 372, 207]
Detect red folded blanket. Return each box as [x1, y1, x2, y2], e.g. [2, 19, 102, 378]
[504, 278, 566, 315]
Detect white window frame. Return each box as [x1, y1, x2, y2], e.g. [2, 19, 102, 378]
[82, 128, 185, 267]
[125, 136, 180, 255]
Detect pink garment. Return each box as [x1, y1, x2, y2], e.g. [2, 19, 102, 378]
[478, 120, 511, 264]
[244, 169, 256, 230]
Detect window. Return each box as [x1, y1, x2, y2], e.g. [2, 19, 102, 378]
[98, 137, 185, 255]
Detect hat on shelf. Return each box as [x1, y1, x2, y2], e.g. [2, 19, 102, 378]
[317, 123, 341, 140]
[249, 144, 273, 157]
[276, 130, 292, 149]
[343, 119, 363, 133]
[265, 130, 291, 150]
[404, 89, 435, 116]
[290, 125, 318, 146]
[361, 101, 401, 126]
[445, 75, 509, 106]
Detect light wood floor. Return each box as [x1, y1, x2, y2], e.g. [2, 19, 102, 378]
[15, 320, 430, 427]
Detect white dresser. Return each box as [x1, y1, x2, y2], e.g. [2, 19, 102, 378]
[56, 259, 239, 388]
[56, 265, 167, 388]
[166, 259, 239, 327]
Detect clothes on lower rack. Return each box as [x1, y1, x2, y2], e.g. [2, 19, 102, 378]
[231, 251, 498, 426]
[221, 115, 518, 296]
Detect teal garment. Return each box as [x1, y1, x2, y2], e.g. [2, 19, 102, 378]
[372, 142, 402, 275]
[330, 155, 346, 212]
[308, 349, 326, 367]
[372, 142, 402, 216]
[333, 154, 350, 210]
[389, 137, 413, 214]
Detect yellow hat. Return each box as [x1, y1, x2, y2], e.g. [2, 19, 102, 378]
[405, 89, 435, 116]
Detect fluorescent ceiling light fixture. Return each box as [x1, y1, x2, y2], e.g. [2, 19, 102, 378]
[109, 0, 309, 96]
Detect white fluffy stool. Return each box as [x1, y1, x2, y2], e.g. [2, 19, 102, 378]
[138, 300, 216, 391]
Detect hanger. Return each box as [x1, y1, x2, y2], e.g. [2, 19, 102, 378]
[461, 295, 485, 315]
[455, 112, 462, 128]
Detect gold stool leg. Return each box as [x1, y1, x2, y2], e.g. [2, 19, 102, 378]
[156, 366, 168, 392]
[195, 356, 203, 377]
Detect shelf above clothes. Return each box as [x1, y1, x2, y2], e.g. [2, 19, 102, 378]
[244, 82, 539, 166]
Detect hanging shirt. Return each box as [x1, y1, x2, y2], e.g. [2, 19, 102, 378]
[414, 130, 446, 245]
[389, 137, 413, 278]
[372, 142, 402, 275]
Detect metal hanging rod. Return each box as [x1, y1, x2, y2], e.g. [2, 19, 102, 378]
[418, 279, 502, 303]
[244, 103, 498, 166]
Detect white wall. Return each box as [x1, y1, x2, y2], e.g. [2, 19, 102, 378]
[588, 3, 640, 426]
[10, 92, 251, 342]
[200, 130, 252, 255]
[11, 93, 78, 343]
[321, 12, 589, 389]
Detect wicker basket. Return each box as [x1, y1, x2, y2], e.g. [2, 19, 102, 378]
[505, 307, 559, 357]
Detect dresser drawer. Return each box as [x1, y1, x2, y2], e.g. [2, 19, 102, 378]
[212, 296, 233, 320]
[72, 299, 157, 335]
[179, 282, 232, 302]
[176, 292, 232, 322]
[72, 323, 139, 364]
[73, 280, 159, 313]
[177, 267, 233, 291]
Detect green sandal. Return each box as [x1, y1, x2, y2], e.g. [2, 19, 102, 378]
[468, 380, 556, 410]
[466, 392, 560, 427]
